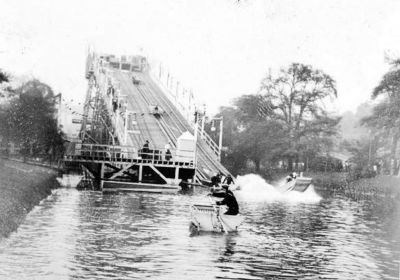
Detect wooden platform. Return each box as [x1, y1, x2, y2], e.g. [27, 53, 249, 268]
[102, 181, 180, 193]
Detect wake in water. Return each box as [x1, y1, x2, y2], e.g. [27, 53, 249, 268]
[235, 174, 321, 203]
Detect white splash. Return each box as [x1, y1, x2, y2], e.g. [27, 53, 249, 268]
[56, 174, 82, 188]
[235, 174, 321, 203]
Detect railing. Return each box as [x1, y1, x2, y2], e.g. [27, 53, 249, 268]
[93, 67, 131, 146]
[85, 58, 219, 177]
[64, 143, 196, 167]
[150, 63, 221, 161]
[149, 64, 194, 125]
[196, 123, 220, 159]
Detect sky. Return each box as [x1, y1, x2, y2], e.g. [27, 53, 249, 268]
[1, 0, 400, 126]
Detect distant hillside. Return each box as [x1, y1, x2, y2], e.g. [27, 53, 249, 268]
[339, 102, 372, 140]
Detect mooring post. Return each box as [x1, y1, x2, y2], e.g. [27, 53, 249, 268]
[139, 164, 143, 182]
[175, 166, 180, 180]
[100, 163, 104, 190]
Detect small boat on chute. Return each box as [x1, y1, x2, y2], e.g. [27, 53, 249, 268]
[275, 172, 313, 193]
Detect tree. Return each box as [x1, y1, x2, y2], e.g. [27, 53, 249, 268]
[0, 70, 14, 98]
[0, 69, 8, 84]
[209, 63, 340, 175]
[208, 95, 286, 175]
[297, 116, 338, 171]
[342, 139, 376, 178]
[340, 102, 371, 140]
[259, 63, 340, 170]
[0, 79, 64, 160]
[233, 94, 273, 123]
[361, 64, 400, 174]
[212, 106, 241, 150]
[236, 120, 286, 172]
[232, 95, 287, 172]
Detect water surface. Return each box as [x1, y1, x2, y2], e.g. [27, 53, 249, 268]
[0, 181, 398, 279]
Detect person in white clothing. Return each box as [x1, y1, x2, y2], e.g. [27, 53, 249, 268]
[164, 141, 172, 161]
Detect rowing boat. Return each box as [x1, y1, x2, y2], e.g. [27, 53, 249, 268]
[190, 203, 243, 233]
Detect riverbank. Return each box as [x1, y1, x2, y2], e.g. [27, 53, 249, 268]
[303, 171, 400, 195]
[0, 158, 60, 237]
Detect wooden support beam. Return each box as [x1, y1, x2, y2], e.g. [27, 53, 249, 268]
[105, 163, 119, 171]
[175, 166, 180, 180]
[81, 165, 95, 179]
[109, 164, 136, 179]
[193, 170, 197, 184]
[147, 164, 168, 183]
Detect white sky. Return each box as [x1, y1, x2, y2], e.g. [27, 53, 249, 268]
[1, 0, 400, 121]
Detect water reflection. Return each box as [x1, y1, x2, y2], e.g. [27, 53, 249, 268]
[0, 187, 398, 280]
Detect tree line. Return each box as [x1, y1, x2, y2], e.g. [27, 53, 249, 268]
[0, 70, 64, 162]
[358, 60, 400, 175]
[206, 63, 340, 176]
[207, 61, 400, 178]
[1, 58, 398, 175]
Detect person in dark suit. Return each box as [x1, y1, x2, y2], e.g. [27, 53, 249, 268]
[142, 140, 150, 159]
[223, 175, 233, 186]
[211, 185, 239, 215]
[211, 173, 221, 187]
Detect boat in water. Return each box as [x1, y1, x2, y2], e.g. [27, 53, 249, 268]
[190, 203, 244, 233]
[276, 174, 313, 193]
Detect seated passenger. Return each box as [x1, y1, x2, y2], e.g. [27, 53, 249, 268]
[142, 140, 150, 159]
[211, 185, 239, 215]
[223, 174, 234, 186]
[165, 149, 172, 161]
[286, 172, 297, 183]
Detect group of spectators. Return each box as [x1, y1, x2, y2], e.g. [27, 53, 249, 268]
[141, 140, 172, 161]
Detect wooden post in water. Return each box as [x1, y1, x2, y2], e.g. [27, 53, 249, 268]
[139, 165, 143, 182]
[100, 163, 104, 190]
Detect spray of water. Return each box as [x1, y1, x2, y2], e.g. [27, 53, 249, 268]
[235, 174, 321, 203]
[56, 174, 82, 188]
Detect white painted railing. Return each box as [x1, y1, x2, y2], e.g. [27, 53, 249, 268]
[64, 143, 196, 167]
[195, 123, 220, 158]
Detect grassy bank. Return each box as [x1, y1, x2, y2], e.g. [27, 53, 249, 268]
[302, 172, 347, 193]
[0, 158, 60, 237]
[302, 172, 399, 196]
[303, 172, 400, 220]
[343, 175, 400, 201]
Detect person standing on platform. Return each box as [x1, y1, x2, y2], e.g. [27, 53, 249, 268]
[142, 140, 150, 159]
[164, 141, 172, 161]
[165, 149, 172, 161]
[164, 141, 171, 152]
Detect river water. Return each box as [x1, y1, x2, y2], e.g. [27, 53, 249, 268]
[0, 175, 398, 280]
